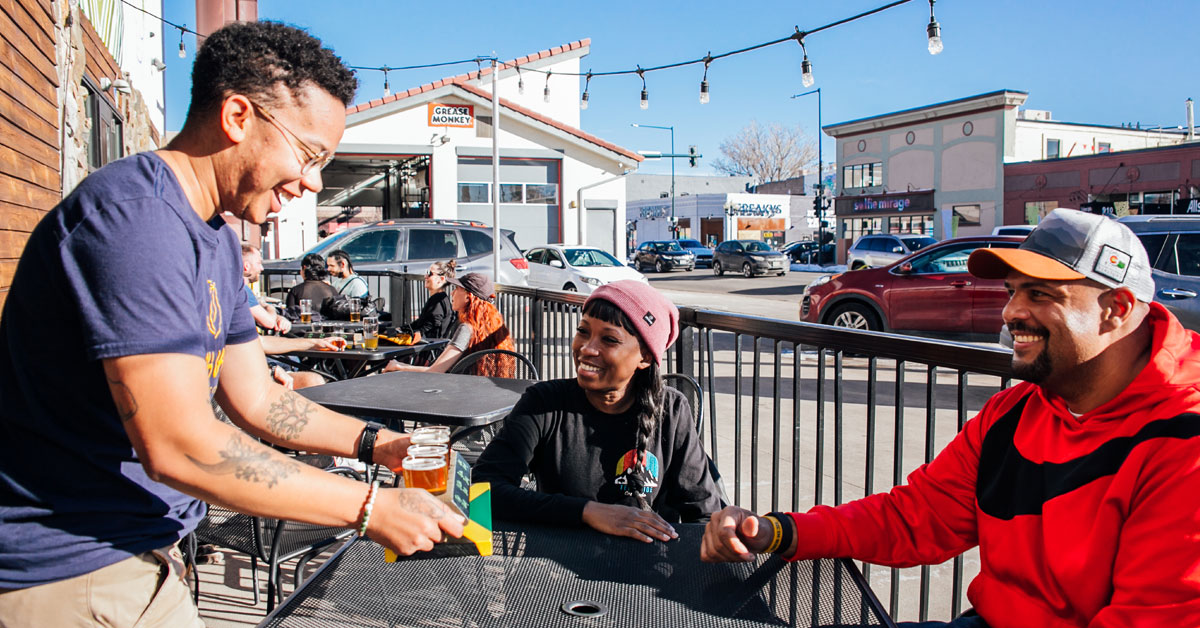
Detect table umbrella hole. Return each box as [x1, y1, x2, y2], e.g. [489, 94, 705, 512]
[422, 389, 442, 394]
[561, 600, 608, 618]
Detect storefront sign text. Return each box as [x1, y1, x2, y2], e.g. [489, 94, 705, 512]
[852, 197, 910, 212]
[725, 201, 784, 217]
[639, 205, 671, 219]
[427, 103, 475, 128]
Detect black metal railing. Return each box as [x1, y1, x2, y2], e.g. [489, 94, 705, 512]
[258, 269, 1013, 622]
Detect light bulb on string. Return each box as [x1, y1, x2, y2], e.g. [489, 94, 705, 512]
[637, 67, 648, 110]
[580, 71, 592, 111]
[382, 67, 391, 98]
[516, 64, 525, 95]
[699, 55, 712, 104]
[543, 71, 552, 104]
[795, 32, 814, 88]
[926, 0, 943, 55]
[177, 27, 186, 58]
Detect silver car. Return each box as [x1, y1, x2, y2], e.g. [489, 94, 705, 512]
[846, 234, 937, 270]
[1119, 215, 1200, 331]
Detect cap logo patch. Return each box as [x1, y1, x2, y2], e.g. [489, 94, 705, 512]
[1094, 244, 1130, 282]
[643, 312, 656, 326]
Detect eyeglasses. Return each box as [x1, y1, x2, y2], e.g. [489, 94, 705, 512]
[250, 101, 334, 175]
[426, 271, 445, 278]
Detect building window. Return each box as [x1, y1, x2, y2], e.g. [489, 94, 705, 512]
[458, 183, 489, 203]
[525, 184, 558, 204]
[842, 162, 883, 190]
[84, 80, 123, 171]
[498, 183, 524, 203]
[952, 204, 982, 226]
[1046, 139, 1061, 159]
[1098, 142, 1111, 153]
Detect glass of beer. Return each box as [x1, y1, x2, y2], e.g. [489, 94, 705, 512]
[411, 426, 450, 447]
[407, 444, 449, 466]
[400, 456, 447, 494]
[299, 299, 312, 324]
[362, 316, 379, 350]
[348, 298, 362, 323]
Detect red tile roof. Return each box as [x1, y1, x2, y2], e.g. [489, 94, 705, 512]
[344, 39, 642, 163]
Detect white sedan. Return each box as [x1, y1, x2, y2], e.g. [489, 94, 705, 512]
[523, 245, 648, 294]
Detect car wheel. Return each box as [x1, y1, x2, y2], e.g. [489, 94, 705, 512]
[563, 283, 578, 292]
[826, 303, 881, 331]
[656, 259, 667, 273]
[743, 263, 754, 278]
[713, 261, 723, 276]
[777, 272, 786, 276]
[850, 261, 867, 271]
[686, 266, 694, 272]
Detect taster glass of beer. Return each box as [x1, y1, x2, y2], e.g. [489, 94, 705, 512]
[299, 299, 312, 324]
[407, 444, 449, 466]
[411, 426, 450, 447]
[400, 456, 447, 494]
[348, 298, 362, 323]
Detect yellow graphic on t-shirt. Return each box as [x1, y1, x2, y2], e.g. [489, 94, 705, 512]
[205, 347, 225, 394]
[206, 279, 222, 338]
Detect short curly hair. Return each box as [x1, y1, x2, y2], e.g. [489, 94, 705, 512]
[185, 21, 357, 123]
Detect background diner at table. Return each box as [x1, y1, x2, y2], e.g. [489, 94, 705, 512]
[474, 280, 724, 543]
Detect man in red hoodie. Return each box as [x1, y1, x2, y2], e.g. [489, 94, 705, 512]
[701, 208, 1200, 627]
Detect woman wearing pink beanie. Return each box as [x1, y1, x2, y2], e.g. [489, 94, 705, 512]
[474, 280, 724, 542]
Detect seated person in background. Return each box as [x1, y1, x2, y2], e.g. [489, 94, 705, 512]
[327, 249, 369, 298]
[700, 209, 1200, 628]
[383, 273, 515, 376]
[474, 280, 724, 542]
[286, 252, 340, 314]
[400, 259, 457, 340]
[242, 244, 290, 333]
[261, 334, 342, 390]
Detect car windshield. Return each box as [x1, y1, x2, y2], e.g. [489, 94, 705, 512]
[678, 240, 703, 248]
[901, 236, 937, 252]
[565, 248, 623, 267]
[744, 241, 772, 252]
[655, 242, 684, 252]
[302, 230, 354, 257]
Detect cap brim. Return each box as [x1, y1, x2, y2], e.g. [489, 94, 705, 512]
[967, 248, 1086, 281]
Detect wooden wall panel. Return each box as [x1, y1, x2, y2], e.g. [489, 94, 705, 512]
[0, 0, 54, 75]
[0, 62, 57, 126]
[0, 4, 57, 86]
[80, 11, 118, 83]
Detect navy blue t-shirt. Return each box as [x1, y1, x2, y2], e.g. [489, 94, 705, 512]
[0, 152, 257, 588]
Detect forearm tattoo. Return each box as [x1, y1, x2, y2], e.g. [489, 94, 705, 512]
[265, 390, 316, 440]
[187, 434, 300, 488]
[397, 490, 450, 519]
[108, 377, 138, 422]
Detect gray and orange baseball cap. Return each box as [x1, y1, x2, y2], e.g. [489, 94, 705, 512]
[968, 208, 1154, 302]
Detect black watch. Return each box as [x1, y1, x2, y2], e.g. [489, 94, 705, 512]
[357, 422, 387, 465]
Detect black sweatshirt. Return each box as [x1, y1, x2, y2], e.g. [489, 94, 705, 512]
[473, 378, 724, 526]
[408, 291, 455, 339]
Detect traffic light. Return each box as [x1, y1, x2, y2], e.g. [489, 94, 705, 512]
[688, 145, 698, 168]
[812, 196, 823, 217]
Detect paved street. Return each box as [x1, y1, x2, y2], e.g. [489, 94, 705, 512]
[643, 266, 828, 320]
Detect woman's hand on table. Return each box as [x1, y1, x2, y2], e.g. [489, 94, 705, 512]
[700, 505, 773, 563]
[368, 488, 466, 555]
[582, 501, 678, 543]
[311, 336, 346, 351]
[371, 430, 412, 471]
[382, 359, 414, 373]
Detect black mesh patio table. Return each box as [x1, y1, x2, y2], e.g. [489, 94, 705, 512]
[287, 340, 449, 380]
[257, 523, 896, 628]
[298, 371, 536, 427]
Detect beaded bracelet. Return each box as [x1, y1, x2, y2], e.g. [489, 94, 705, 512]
[766, 511, 795, 555]
[357, 481, 381, 537]
[762, 515, 784, 553]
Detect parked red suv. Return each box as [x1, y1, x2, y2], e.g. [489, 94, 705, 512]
[799, 236, 1026, 339]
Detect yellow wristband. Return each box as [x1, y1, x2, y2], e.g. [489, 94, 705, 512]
[762, 515, 783, 553]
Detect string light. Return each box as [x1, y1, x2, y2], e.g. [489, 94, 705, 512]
[926, 0, 943, 55]
[382, 66, 390, 97]
[516, 64, 525, 95]
[699, 54, 712, 104]
[543, 70, 552, 103]
[177, 26, 186, 58]
[795, 31, 814, 88]
[580, 71, 592, 110]
[637, 67, 648, 110]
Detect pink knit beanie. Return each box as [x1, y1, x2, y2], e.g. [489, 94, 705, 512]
[584, 280, 679, 365]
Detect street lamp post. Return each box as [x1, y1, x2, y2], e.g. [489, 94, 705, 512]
[631, 123, 676, 237]
[791, 88, 824, 263]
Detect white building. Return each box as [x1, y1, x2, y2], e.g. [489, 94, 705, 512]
[822, 89, 1186, 261]
[627, 193, 803, 251]
[269, 40, 641, 259]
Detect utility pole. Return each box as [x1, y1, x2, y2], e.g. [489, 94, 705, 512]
[631, 123, 679, 238]
[791, 88, 825, 262]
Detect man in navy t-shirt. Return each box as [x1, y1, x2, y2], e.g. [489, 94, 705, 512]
[0, 21, 463, 625]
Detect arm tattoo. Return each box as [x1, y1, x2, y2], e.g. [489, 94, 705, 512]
[397, 490, 451, 519]
[265, 390, 316, 440]
[187, 434, 300, 488]
[107, 377, 138, 422]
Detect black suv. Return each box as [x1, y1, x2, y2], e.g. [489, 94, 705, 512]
[712, 240, 788, 277]
[1119, 215, 1200, 331]
[633, 240, 695, 272]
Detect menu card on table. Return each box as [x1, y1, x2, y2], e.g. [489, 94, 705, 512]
[385, 453, 493, 559]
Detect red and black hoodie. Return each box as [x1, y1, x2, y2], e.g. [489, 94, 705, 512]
[786, 303, 1200, 627]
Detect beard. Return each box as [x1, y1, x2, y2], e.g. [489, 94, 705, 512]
[1009, 322, 1052, 383]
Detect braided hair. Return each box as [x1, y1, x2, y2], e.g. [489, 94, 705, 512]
[581, 298, 664, 510]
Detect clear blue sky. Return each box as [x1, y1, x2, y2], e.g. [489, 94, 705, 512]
[161, 0, 1195, 177]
